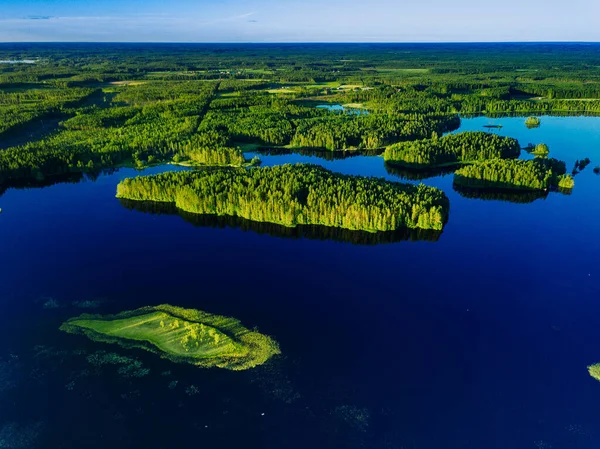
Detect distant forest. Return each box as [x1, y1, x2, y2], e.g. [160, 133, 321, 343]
[2, 43, 600, 185]
[0, 43, 595, 212]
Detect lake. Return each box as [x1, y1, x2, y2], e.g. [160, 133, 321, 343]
[1, 116, 599, 449]
[316, 103, 368, 114]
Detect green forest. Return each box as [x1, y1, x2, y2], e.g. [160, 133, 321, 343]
[383, 131, 521, 168]
[116, 164, 449, 231]
[2, 43, 600, 189]
[1, 43, 597, 215]
[453, 158, 571, 191]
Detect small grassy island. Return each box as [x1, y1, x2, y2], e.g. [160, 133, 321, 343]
[525, 116, 541, 128]
[588, 363, 600, 382]
[116, 164, 449, 231]
[453, 158, 572, 191]
[60, 304, 281, 370]
[383, 131, 521, 169]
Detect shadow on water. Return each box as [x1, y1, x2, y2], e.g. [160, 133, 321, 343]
[0, 169, 118, 199]
[384, 162, 457, 181]
[460, 111, 600, 119]
[0, 172, 86, 198]
[452, 184, 549, 203]
[118, 199, 442, 245]
[253, 147, 383, 161]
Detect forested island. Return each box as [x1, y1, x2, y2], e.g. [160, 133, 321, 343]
[383, 131, 521, 169]
[116, 164, 449, 231]
[60, 304, 280, 370]
[453, 158, 573, 191]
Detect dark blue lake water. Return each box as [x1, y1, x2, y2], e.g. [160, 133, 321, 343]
[1, 116, 599, 449]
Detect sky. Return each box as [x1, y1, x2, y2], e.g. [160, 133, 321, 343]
[0, 0, 598, 43]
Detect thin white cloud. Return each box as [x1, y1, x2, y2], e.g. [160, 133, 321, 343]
[0, 11, 261, 42]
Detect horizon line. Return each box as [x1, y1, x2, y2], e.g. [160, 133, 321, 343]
[1, 40, 600, 45]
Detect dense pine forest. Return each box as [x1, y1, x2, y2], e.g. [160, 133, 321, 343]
[453, 158, 572, 191]
[383, 131, 521, 168]
[116, 164, 449, 231]
[1, 43, 597, 215]
[1, 43, 600, 187]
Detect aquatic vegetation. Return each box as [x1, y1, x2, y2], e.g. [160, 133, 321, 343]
[60, 304, 281, 371]
[120, 389, 141, 402]
[116, 164, 449, 232]
[42, 298, 61, 309]
[185, 385, 200, 396]
[383, 131, 520, 168]
[334, 405, 370, 432]
[0, 422, 44, 449]
[72, 299, 104, 309]
[594, 166, 600, 174]
[86, 351, 150, 378]
[249, 358, 301, 404]
[525, 116, 541, 127]
[0, 357, 19, 396]
[587, 363, 600, 381]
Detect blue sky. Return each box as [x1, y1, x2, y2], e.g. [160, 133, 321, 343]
[0, 0, 597, 42]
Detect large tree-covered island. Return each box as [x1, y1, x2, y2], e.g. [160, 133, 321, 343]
[383, 131, 521, 169]
[116, 164, 449, 232]
[60, 304, 280, 370]
[453, 158, 574, 191]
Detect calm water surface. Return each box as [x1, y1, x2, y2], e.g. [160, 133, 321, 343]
[1, 116, 600, 449]
[316, 104, 368, 114]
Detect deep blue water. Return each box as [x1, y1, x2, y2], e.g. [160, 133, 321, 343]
[1, 116, 600, 449]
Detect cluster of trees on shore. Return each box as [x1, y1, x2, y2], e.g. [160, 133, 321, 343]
[204, 92, 460, 150]
[0, 82, 239, 183]
[0, 86, 97, 138]
[2, 43, 600, 200]
[383, 131, 521, 168]
[116, 164, 449, 231]
[453, 158, 571, 191]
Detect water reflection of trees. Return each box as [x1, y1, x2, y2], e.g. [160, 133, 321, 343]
[119, 199, 442, 245]
[453, 185, 549, 203]
[0, 172, 86, 198]
[384, 162, 456, 181]
[461, 111, 600, 119]
[253, 147, 383, 161]
[0, 168, 120, 199]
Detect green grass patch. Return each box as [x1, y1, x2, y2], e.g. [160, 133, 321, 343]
[589, 363, 600, 382]
[60, 304, 281, 371]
